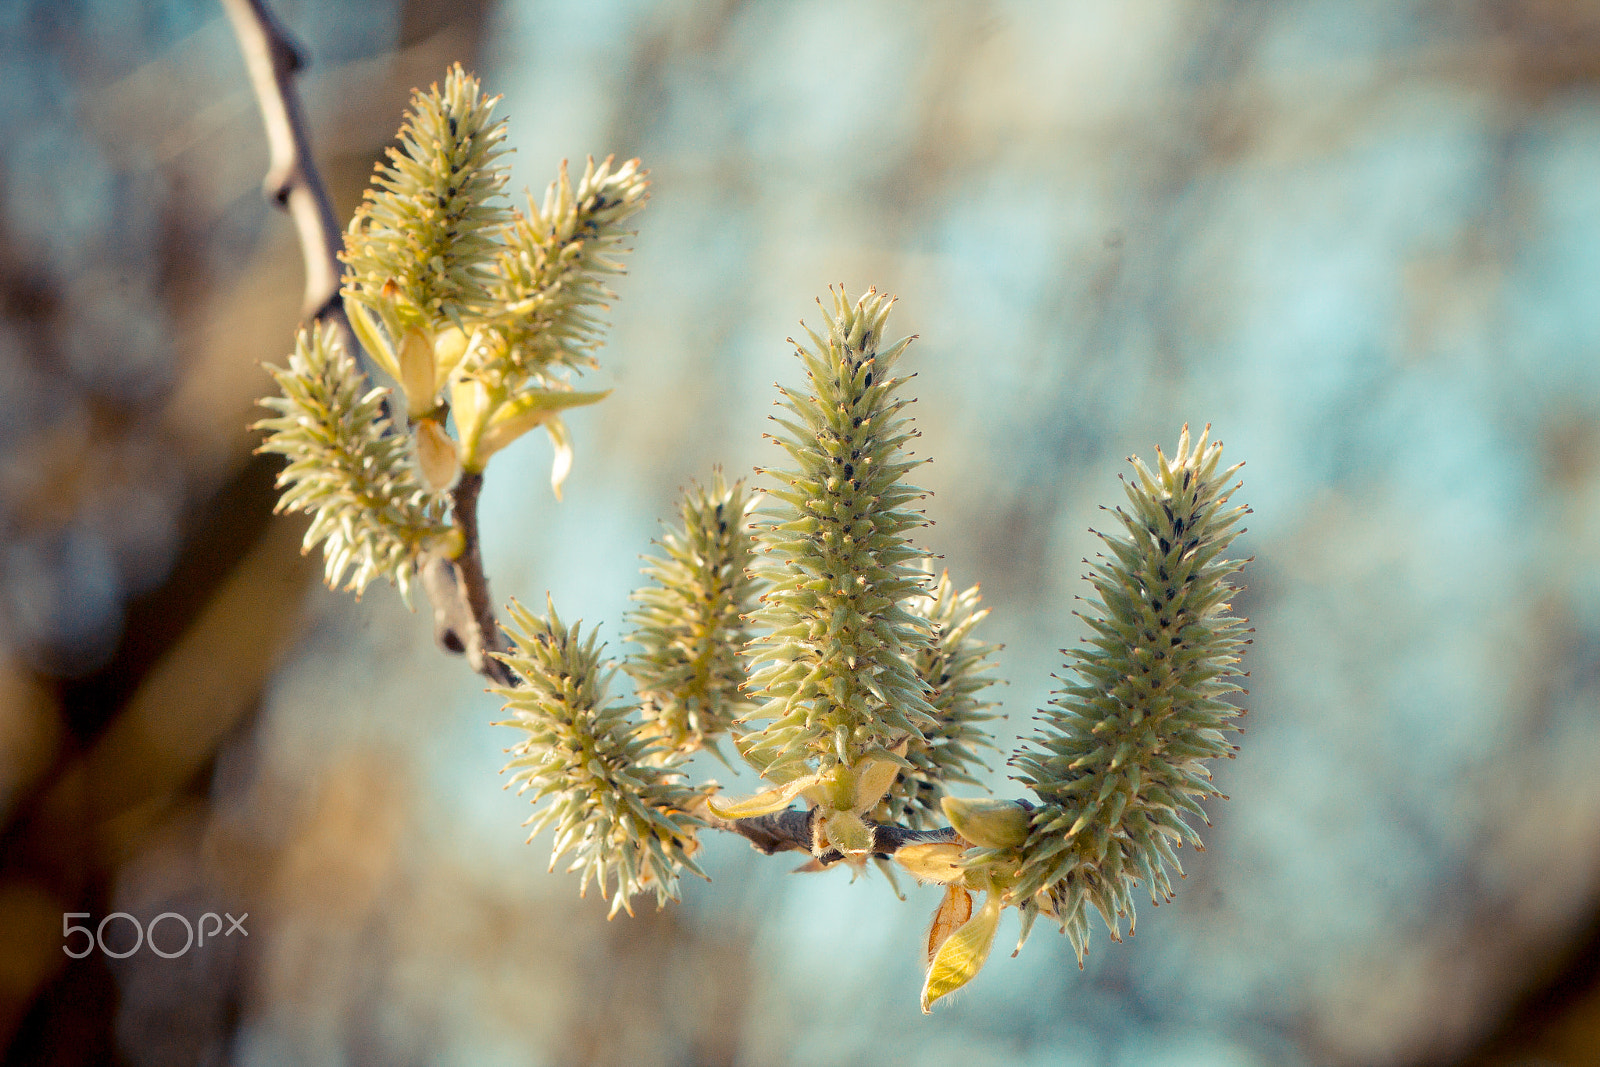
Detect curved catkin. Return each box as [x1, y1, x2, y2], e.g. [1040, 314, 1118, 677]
[497, 599, 706, 917]
[254, 323, 450, 601]
[624, 473, 762, 759]
[740, 288, 937, 786]
[1008, 425, 1250, 961]
[880, 567, 1001, 828]
[482, 155, 650, 382]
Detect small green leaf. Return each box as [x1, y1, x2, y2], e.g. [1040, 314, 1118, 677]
[894, 841, 967, 884]
[396, 325, 438, 416]
[346, 297, 399, 383]
[921, 889, 1002, 1013]
[432, 325, 472, 390]
[477, 388, 611, 462]
[942, 796, 1030, 849]
[705, 774, 820, 819]
[820, 810, 872, 854]
[925, 884, 972, 962]
[851, 748, 908, 814]
[544, 415, 574, 500]
[413, 417, 460, 491]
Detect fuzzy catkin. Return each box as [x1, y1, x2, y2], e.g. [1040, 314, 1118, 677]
[740, 289, 938, 784]
[341, 64, 510, 325]
[1007, 425, 1250, 960]
[497, 599, 706, 917]
[254, 323, 449, 600]
[478, 155, 650, 384]
[625, 473, 761, 759]
[880, 567, 1000, 828]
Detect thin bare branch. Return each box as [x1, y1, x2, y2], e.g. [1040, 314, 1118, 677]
[436, 472, 513, 685]
[221, 0, 343, 322]
[701, 805, 960, 861]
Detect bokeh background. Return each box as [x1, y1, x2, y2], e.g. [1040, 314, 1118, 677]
[1, 0, 1599, 1064]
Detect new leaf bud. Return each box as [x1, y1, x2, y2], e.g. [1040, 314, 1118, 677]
[941, 796, 1030, 849]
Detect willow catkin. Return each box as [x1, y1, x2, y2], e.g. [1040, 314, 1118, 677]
[740, 288, 938, 788]
[498, 599, 706, 918]
[1008, 425, 1250, 961]
[625, 473, 761, 759]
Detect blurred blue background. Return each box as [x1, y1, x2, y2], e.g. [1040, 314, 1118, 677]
[0, 1, 1598, 1065]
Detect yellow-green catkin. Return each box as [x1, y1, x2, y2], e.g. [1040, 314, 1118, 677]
[740, 288, 938, 789]
[879, 566, 1000, 828]
[625, 473, 761, 760]
[497, 599, 707, 917]
[1006, 425, 1250, 961]
[341, 64, 510, 330]
[448, 155, 649, 479]
[476, 155, 650, 384]
[254, 323, 449, 601]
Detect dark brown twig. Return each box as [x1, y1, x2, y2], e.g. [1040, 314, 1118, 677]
[698, 805, 961, 860]
[427, 472, 512, 685]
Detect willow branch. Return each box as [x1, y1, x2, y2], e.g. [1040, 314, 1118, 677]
[221, 0, 343, 323]
[700, 805, 960, 861]
[226, 0, 501, 677]
[227, 7, 973, 860]
[424, 473, 513, 685]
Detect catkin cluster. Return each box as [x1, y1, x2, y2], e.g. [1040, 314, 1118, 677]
[255, 62, 1257, 1012]
[262, 67, 650, 605]
[340, 65, 648, 493]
